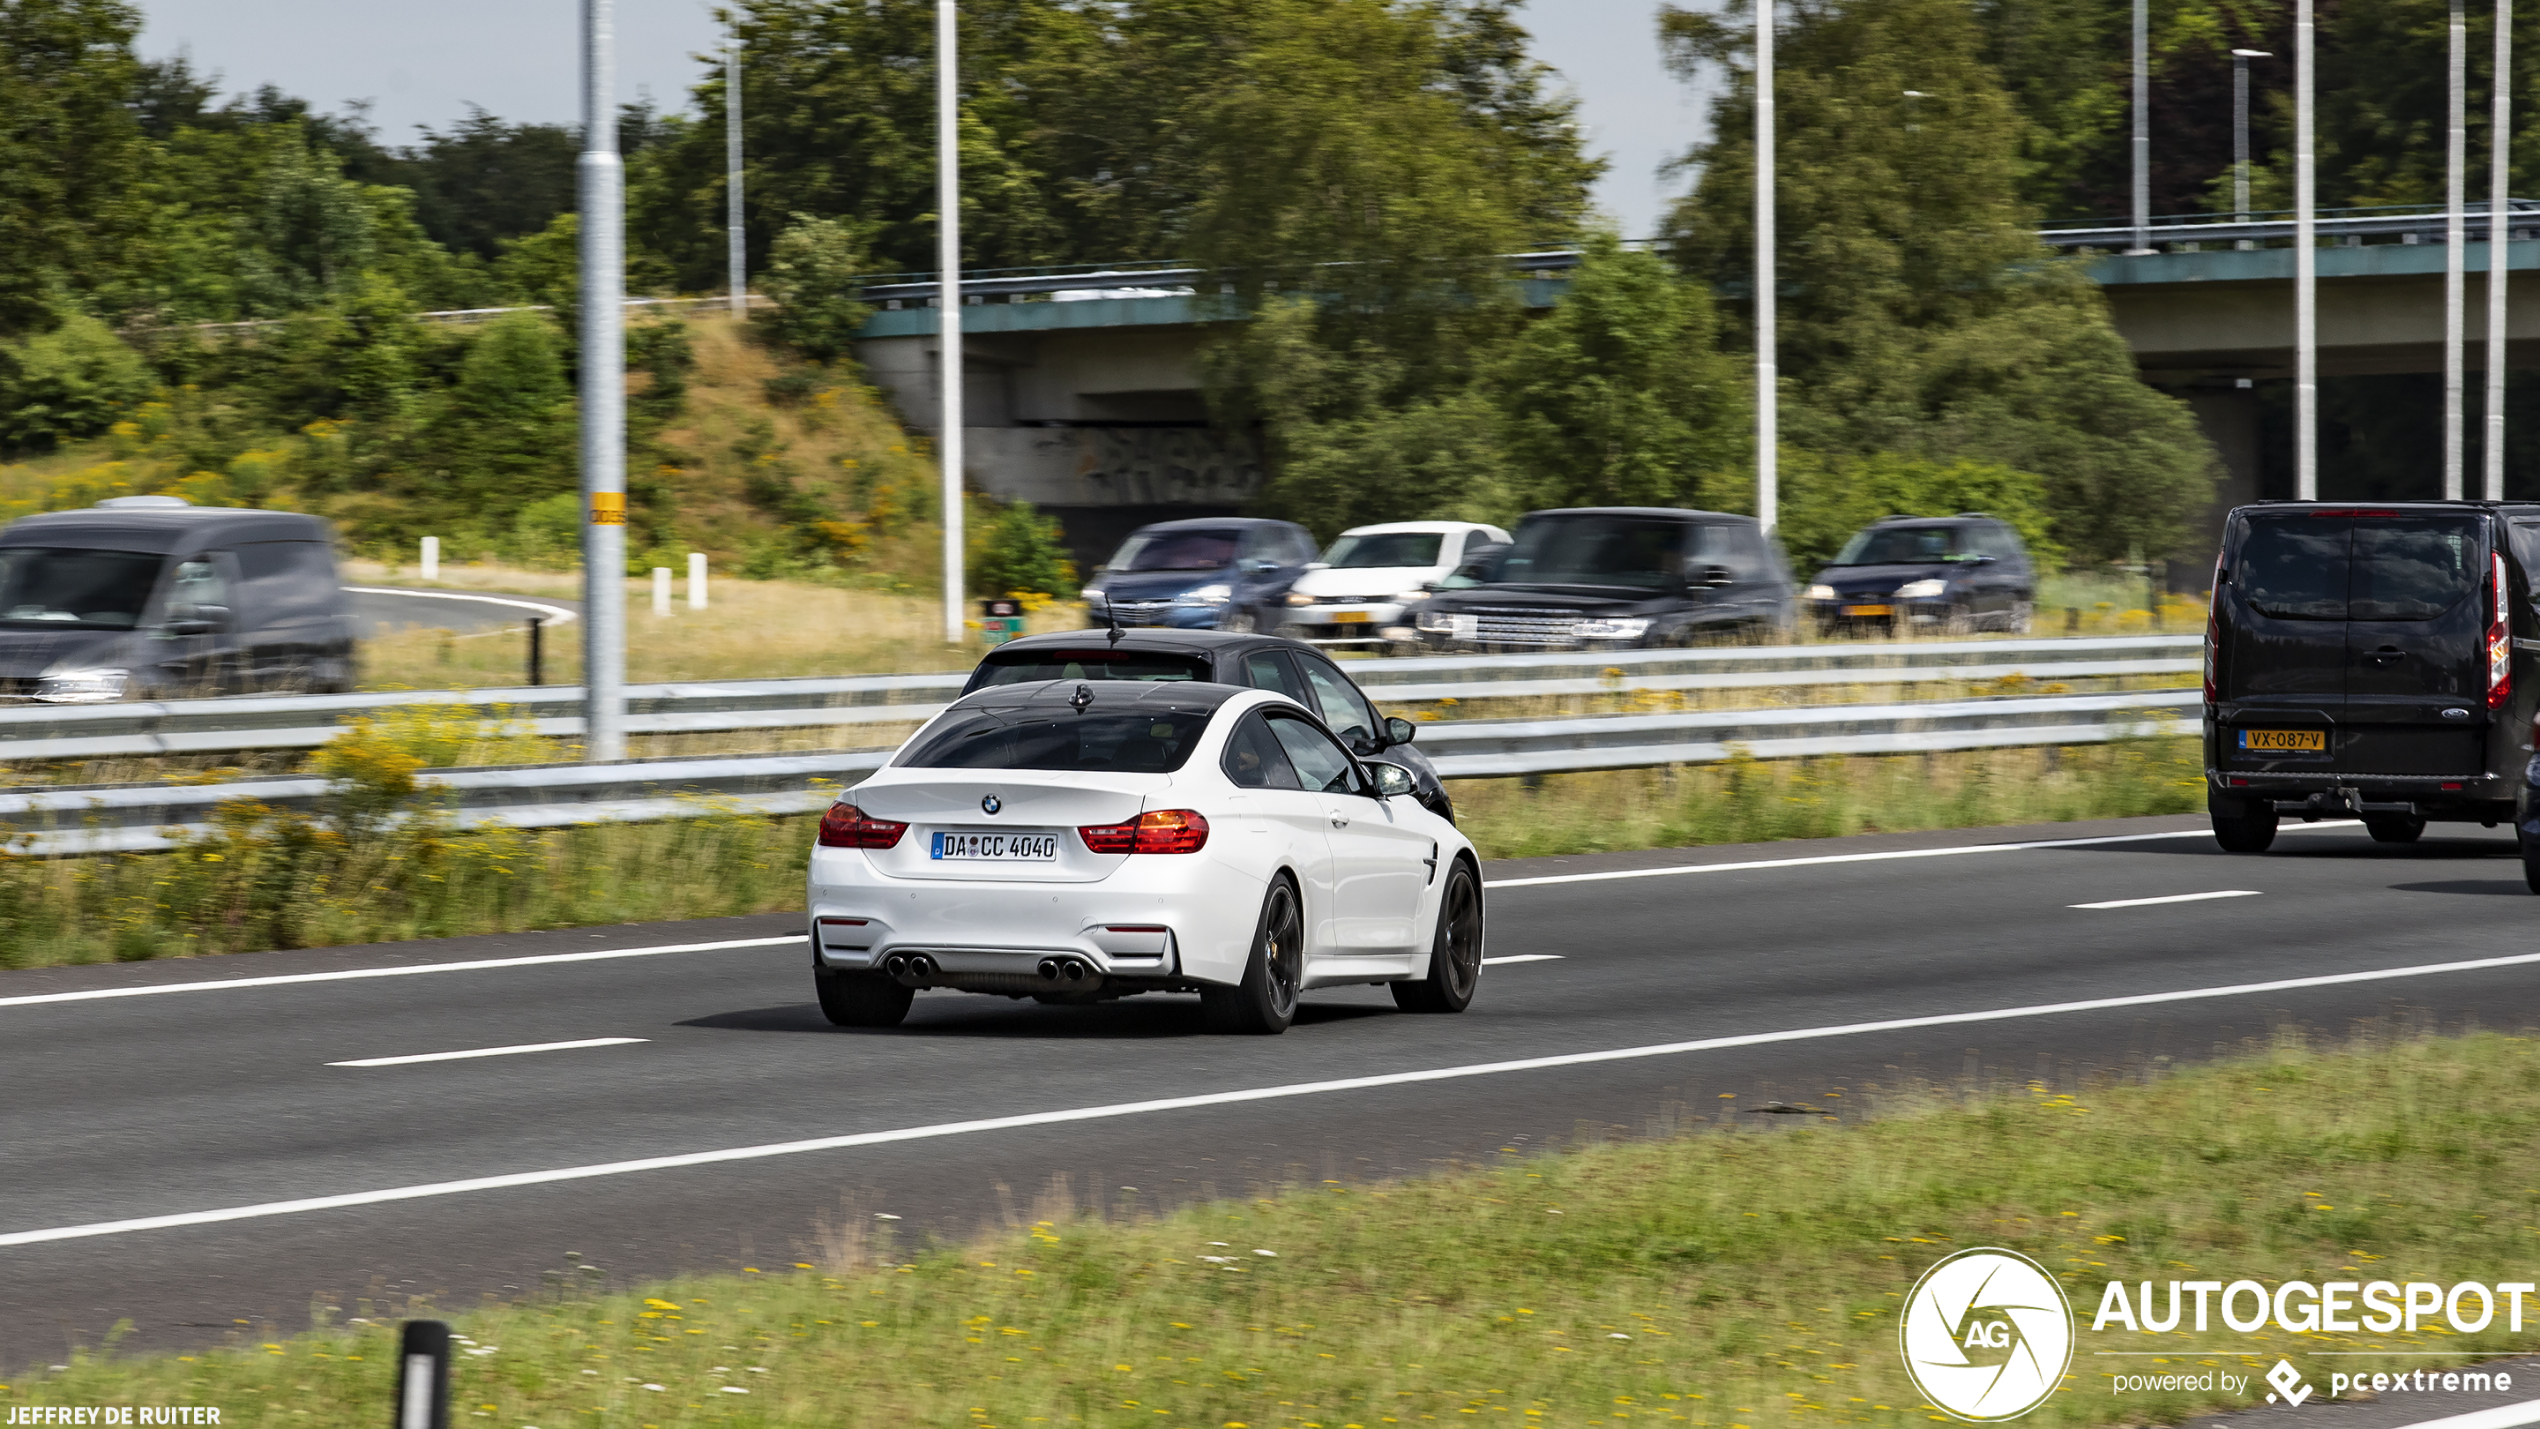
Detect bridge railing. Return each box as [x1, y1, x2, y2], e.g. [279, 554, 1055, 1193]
[2040, 198, 2540, 252]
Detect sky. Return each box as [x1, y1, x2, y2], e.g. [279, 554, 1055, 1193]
[132, 0, 1705, 240]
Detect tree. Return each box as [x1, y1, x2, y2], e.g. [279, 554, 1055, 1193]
[1663, 0, 2219, 562]
[1775, 452, 2060, 575]
[0, 0, 144, 335]
[1494, 233, 1742, 513]
[407, 312, 574, 531]
[760, 215, 874, 363]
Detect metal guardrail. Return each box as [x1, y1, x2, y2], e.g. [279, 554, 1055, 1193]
[4, 688, 2199, 856]
[0, 634, 2200, 762]
[2039, 199, 2540, 251]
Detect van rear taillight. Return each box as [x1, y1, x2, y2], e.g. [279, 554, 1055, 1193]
[2204, 550, 2224, 704]
[2490, 550, 2514, 709]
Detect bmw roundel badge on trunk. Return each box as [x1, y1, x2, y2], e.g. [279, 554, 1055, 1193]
[981, 794, 1001, 815]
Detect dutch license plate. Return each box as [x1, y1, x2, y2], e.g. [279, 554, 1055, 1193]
[1844, 604, 1894, 618]
[931, 831, 1060, 861]
[1326, 609, 1370, 624]
[2238, 728, 2326, 753]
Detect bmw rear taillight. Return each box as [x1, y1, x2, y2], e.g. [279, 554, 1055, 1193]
[1079, 809, 1211, 854]
[2489, 549, 2514, 709]
[817, 803, 908, 849]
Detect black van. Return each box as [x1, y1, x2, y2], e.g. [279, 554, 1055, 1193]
[2205, 501, 2538, 853]
[1408, 507, 1795, 650]
[0, 497, 357, 702]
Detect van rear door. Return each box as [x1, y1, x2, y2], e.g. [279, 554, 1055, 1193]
[2339, 515, 2486, 773]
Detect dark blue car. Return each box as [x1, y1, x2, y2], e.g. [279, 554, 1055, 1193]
[1081, 517, 1320, 634]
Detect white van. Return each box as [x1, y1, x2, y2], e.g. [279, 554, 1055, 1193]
[1273, 521, 1511, 648]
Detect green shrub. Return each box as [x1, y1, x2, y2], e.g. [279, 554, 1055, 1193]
[760, 214, 874, 364]
[0, 312, 152, 453]
[968, 495, 1078, 598]
[1774, 451, 2063, 576]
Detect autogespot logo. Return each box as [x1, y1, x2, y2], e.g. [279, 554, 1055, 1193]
[1901, 1248, 2076, 1421]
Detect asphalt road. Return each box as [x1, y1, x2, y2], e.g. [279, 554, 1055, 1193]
[7, 812, 2540, 1367]
[345, 585, 579, 640]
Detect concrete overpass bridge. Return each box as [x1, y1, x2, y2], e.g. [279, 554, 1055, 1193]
[850, 208, 2540, 562]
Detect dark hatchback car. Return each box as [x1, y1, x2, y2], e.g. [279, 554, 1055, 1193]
[1080, 518, 1321, 634]
[1804, 515, 2037, 635]
[0, 497, 355, 702]
[2203, 501, 2540, 865]
[1409, 507, 1794, 651]
[962, 629, 1452, 822]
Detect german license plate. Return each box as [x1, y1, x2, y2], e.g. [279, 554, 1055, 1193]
[1843, 604, 1894, 618]
[2238, 728, 2326, 753]
[1326, 609, 1370, 624]
[931, 832, 1059, 861]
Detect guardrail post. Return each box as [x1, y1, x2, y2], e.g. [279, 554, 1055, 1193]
[653, 566, 671, 616]
[395, 1319, 450, 1429]
[527, 616, 545, 687]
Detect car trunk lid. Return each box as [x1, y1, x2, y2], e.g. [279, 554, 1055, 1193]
[846, 771, 1164, 882]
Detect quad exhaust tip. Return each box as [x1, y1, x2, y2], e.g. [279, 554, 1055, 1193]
[884, 953, 936, 985]
[1036, 957, 1095, 984]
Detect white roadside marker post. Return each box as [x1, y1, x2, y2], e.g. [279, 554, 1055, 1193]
[420, 536, 439, 582]
[688, 551, 708, 610]
[653, 566, 671, 616]
[396, 1320, 450, 1429]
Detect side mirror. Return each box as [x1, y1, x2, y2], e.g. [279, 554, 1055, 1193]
[1367, 760, 1419, 800]
[1238, 557, 1276, 575]
[1383, 715, 1417, 747]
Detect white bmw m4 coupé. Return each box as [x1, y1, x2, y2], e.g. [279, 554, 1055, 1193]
[805, 680, 1483, 1033]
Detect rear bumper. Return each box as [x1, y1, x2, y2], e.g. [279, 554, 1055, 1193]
[2207, 769, 2511, 820]
[806, 844, 1264, 986]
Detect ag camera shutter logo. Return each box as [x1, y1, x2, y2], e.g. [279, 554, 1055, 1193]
[1901, 1248, 2074, 1421]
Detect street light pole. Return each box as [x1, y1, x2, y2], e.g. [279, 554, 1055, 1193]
[578, 0, 626, 761]
[2447, 0, 2469, 500]
[726, 9, 744, 319]
[937, 0, 966, 642]
[2230, 50, 2271, 228]
[2130, 0, 2152, 254]
[2296, 0, 2318, 500]
[2488, 0, 2514, 501]
[1754, 0, 1776, 535]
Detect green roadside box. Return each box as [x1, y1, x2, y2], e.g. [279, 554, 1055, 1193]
[979, 597, 1027, 645]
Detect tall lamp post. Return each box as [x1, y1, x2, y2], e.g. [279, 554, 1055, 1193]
[2488, 0, 2515, 501]
[1754, 0, 1776, 535]
[726, 10, 745, 319]
[2447, 0, 2469, 501]
[578, 0, 626, 760]
[937, 0, 966, 642]
[2129, 0, 2153, 254]
[2295, 0, 2318, 500]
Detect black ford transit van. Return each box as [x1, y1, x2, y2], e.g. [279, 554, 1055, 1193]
[0, 496, 356, 702]
[2205, 501, 2540, 853]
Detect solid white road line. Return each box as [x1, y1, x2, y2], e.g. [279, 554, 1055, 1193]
[1483, 821, 2362, 891]
[2387, 1397, 2540, 1429]
[342, 586, 578, 626]
[9, 931, 2538, 1251]
[1481, 954, 1564, 966]
[2071, 890, 2264, 911]
[0, 936, 801, 1011]
[330, 1037, 647, 1068]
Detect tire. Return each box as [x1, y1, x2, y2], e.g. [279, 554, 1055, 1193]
[2365, 814, 2427, 844]
[2522, 840, 2540, 894]
[815, 966, 913, 1028]
[1393, 859, 1483, 1013]
[1203, 877, 1304, 1034]
[2210, 793, 2279, 854]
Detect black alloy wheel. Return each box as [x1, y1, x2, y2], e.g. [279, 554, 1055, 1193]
[815, 966, 915, 1028]
[1393, 860, 1483, 1013]
[1204, 877, 1304, 1034]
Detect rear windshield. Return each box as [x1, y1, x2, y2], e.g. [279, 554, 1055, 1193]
[898, 708, 1211, 772]
[0, 547, 166, 629]
[970, 650, 1209, 689]
[1323, 532, 1443, 569]
[2237, 515, 2481, 621]
[1109, 529, 1238, 573]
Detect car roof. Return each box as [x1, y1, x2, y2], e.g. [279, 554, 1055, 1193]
[1126, 516, 1306, 533]
[1517, 506, 1752, 524]
[1336, 520, 1503, 536]
[1871, 515, 1993, 528]
[948, 678, 1252, 716]
[983, 628, 1318, 659]
[0, 505, 333, 554]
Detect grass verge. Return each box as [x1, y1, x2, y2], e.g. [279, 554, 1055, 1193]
[15, 1026, 2536, 1427]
